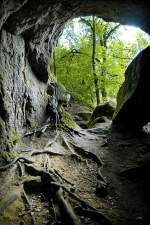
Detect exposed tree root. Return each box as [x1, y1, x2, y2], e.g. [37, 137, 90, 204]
[86, 128, 108, 134]
[51, 182, 97, 210]
[23, 162, 112, 225]
[23, 125, 49, 138]
[0, 157, 34, 171]
[60, 134, 83, 161]
[52, 183, 80, 225]
[45, 131, 60, 148]
[51, 182, 112, 225]
[97, 168, 106, 182]
[30, 150, 65, 157]
[17, 162, 24, 177]
[60, 122, 85, 137]
[30, 149, 82, 163]
[63, 137, 107, 197]
[54, 169, 74, 186]
[24, 164, 80, 225]
[43, 154, 50, 171]
[0, 123, 113, 225]
[21, 188, 36, 225]
[58, 134, 106, 186]
[68, 141, 103, 166]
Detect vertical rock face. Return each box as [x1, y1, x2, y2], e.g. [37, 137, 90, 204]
[0, 0, 79, 150]
[0, 30, 47, 148]
[113, 47, 150, 130]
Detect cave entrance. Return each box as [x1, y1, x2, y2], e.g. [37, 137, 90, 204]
[50, 16, 150, 129]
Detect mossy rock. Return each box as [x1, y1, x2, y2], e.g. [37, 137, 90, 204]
[88, 103, 115, 128]
[88, 116, 107, 128]
[61, 107, 80, 130]
[88, 102, 115, 128]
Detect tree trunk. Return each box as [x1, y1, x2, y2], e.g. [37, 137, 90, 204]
[92, 16, 100, 105]
[99, 24, 120, 101]
[101, 49, 107, 100]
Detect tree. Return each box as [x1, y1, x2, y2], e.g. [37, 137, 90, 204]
[79, 17, 121, 103]
[92, 16, 100, 105]
[51, 17, 150, 108]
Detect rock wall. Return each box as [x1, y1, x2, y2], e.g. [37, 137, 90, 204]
[0, 29, 47, 148]
[113, 47, 150, 130]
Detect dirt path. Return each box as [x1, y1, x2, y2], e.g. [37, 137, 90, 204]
[0, 124, 150, 225]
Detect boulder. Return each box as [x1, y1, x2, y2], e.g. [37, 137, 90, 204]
[113, 47, 150, 130]
[88, 102, 115, 128]
[88, 116, 108, 128]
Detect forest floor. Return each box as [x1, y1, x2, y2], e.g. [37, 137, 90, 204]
[0, 117, 150, 225]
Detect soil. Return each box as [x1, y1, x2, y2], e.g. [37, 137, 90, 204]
[0, 120, 150, 225]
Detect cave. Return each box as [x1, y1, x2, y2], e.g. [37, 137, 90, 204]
[0, 1, 150, 225]
[0, 0, 150, 140]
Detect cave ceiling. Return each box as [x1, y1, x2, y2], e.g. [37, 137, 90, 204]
[0, 0, 149, 83]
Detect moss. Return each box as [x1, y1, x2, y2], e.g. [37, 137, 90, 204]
[4, 132, 22, 152]
[60, 107, 80, 130]
[0, 132, 23, 165]
[0, 149, 18, 165]
[10, 132, 22, 144]
[18, 142, 25, 151]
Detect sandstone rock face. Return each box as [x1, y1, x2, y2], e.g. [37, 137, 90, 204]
[113, 47, 150, 130]
[0, 29, 47, 146]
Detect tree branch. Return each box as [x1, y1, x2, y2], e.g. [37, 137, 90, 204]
[104, 24, 120, 43]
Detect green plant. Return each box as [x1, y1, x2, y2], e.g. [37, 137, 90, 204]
[10, 132, 22, 144]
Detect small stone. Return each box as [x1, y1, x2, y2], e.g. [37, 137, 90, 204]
[136, 216, 143, 220]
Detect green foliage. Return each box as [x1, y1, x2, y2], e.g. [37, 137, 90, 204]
[51, 17, 150, 108]
[0, 132, 21, 164]
[10, 132, 22, 143]
[4, 132, 22, 152]
[0, 149, 17, 164]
